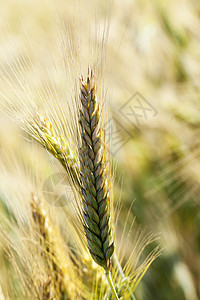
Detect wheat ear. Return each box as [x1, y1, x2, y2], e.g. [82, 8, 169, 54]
[76, 70, 121, 299]
[31, 195, 77, 299]
[79, 70, 114, 271]
[28, 114, 80, 188]
[78, 71, 119, 299]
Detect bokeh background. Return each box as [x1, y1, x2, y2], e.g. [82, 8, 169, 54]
[0, 0, 200, 299]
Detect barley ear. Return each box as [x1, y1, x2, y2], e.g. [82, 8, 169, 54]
[78, 70, 114, 271]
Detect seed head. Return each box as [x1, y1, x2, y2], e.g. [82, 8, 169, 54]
[78, 70, 114, 271]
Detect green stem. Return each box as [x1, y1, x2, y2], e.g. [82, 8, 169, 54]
[113, 254, 136, 300]
[105, 271, 119, 300]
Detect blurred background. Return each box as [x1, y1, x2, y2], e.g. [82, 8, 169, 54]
[0, 0, 200, 299]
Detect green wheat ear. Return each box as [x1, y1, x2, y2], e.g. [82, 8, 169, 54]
[78, 70, 114, 271]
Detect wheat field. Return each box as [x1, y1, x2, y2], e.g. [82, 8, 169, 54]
[0, 0, 200, 299]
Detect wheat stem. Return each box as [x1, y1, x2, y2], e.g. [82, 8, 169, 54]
[105, 271, 119, 300]
[113, 254, 136, 300]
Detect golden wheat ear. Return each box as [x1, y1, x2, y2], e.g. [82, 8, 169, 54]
[78, 70, 114, 271]
[31, 195, 81, 299]
[27, 114, 81, 188]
